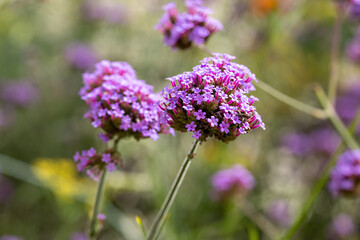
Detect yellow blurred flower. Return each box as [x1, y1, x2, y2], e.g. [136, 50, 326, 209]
[32, 158, 94, 201]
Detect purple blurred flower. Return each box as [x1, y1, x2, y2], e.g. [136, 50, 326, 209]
[336, 82, 360, 134]
[330, 214, 355, 239]
[82, 0, 127, 24]
[1, 82, 38, 107]
[160, 53, 264, 142]
[0, 176, 14, 204]
[211, 164, 255, 200]
[282, 132, 312, 157]
[0, 236, 23, 240]
[350, 0, 360, 19]
[65, 43, 98, 71]
[69, 233, 88, 240]
[310, 128, 340, 154]
[266, 200, 292, 227]
[328, 149, 360, 197]
[155, 1, 223, 50]
[80, 60, 172, 142]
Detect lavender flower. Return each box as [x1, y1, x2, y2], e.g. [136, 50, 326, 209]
[82, 0, 127, 24]
[330, 214, 355, 239]
[155, 1, 223, 50]
[80, 60, 172, 142]
[69, 233, 89, 240]
[281, 132, 313, 157]
[1, 82, 38, 107]
[73, 148, 119, 181]
[266, 200, 292, 227]
[328, 149, 360, 197]
[346, 28, 360, 63]
[350, 0, 360, 19]
[160, 53, 264, 142]
[211, 164, 255, 200]
[0, 236, 24, 240]
[65, 43, 98, 71]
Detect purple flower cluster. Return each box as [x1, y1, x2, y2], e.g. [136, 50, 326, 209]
[65, 42, 98, 71]
[349, 0, 360, 19]
[155, 0, 223, 50]
[328, 149, 360, 197]
[282, 128, 341, 157]
[80, 60, 171, 142]
[73, 148, 119, 181]
[160, 53, 264, 142]
[211, 164, 255, 200]
[69, 233, 89, 240]
[1, 82, 39, 107]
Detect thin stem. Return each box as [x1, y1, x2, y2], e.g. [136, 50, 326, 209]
[197, 44, 213, 56]
[146, 139, 201, 240]
[89, 169, 108, 238]
[255, 81, 327, 119]
[240, 199, 280, 240]
[328, 3, 346, 102]
[315, 85, 359, 150]
[278, 108, 360, 240]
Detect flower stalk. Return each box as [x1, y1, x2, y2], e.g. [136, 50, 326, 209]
[89, 169, 108, 238]
[328, 2, 347, 102]
[278, 108, 360, 240]
[315, 85, 359, 150]
[254, 81, 327, 119]
[146, 139, 201, 240]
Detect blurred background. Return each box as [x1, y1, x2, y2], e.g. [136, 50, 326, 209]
[0, 0, 360, 239]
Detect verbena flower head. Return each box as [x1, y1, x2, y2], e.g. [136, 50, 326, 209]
[155, 0, 223, 50]
[73, 147, 119, 181]
[328, 149, 360, 197]
[80, 60, 172, 142]
[160, 53, 264, 142]
[211, 164, 255, 200]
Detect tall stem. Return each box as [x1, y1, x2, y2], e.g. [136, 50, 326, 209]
[278, 108, 360, 240]
[89, 169, 108, 238]
[195, 45, 327, 119]
[146, 139, 201, 240]
[254, 81, 327, 119]
[240, 199, 279, 240]
[315, 85, 359, 150]
[328, 3, 346, 102]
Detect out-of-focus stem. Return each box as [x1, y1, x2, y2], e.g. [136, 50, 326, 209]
[240, 199, 280, 240]
[146, 139, 201, 240]
[328, 3, 346, 102]
[255, 81, 327, 119]
[195, 45, 327, 119]
[89, 169, 108, 238]
[315, 85, 359, 150]
[279, 102, 360, 240]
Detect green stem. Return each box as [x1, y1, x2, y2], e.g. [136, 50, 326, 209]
[146, 139, 201, 240]
[255, 81, 327, 119]
[315, 85, 359, 150]
[89, 169, 108, 239]
[328, 3, 346, 102]
[195, 45, 327, 119]
[278, 107, 360, 240]
[240, 199, 279, 240]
